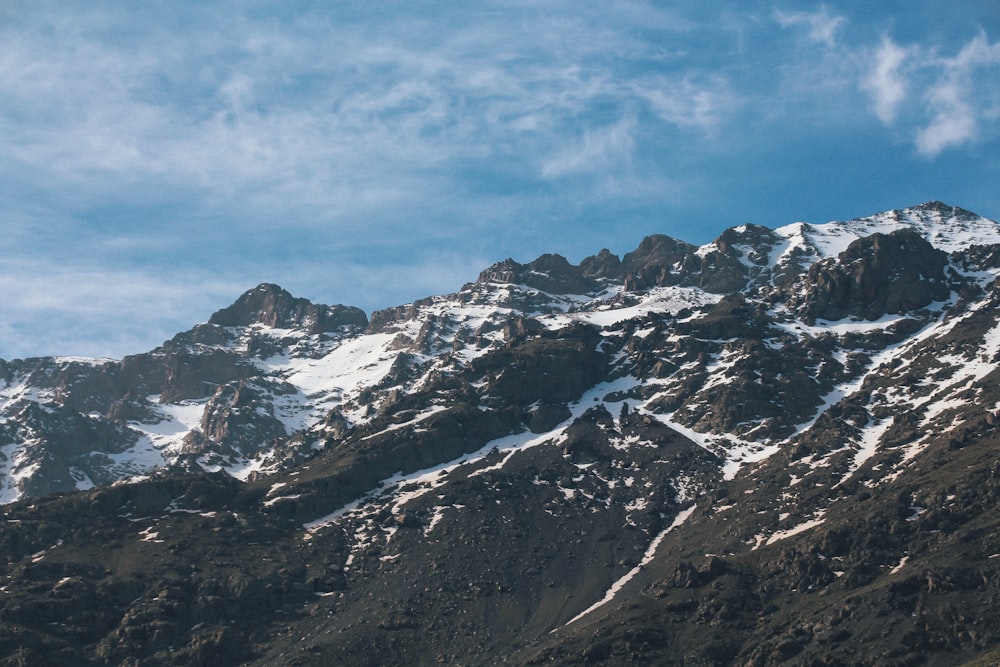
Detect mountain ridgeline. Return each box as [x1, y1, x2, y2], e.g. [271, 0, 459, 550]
[2, 201, 1000, 665]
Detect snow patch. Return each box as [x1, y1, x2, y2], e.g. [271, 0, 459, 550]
[562, 505, 697, 628]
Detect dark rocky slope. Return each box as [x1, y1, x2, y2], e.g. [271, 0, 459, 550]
[2, 202, 1000, 665]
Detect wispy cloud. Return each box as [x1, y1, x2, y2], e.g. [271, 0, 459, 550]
[0, 258, 246, 359]
[916, 82, 978, 157]
[635, 75, 737, 130]
[0, 1, 749, 265]
[767, 14, 1000, 159]
[862, 37, 911, 124]
[0, 3, 715, 232]
[916, 34, 1000, 156]
[773, 6, 845, 47]
[541, 116, 636, 179]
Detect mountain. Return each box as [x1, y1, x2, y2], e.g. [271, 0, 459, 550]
[2, 201, 1000, 665]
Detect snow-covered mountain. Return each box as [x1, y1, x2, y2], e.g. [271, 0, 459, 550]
[2, 201, 1000, 665]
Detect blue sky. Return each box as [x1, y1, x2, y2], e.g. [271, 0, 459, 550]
[2, 1, 1000, 359]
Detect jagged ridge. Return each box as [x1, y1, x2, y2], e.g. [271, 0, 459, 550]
[1, 201, 1000, 665]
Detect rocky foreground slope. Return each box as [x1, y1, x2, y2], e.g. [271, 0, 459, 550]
[2, 201, 1000, 665]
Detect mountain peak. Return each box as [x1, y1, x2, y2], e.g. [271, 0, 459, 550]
[477, 254, 598, 294]
[910, 200, 963, 215]
[208, 283, 367, 334]
[621, 234, 694, 271]
[860, 201, 1000, 252]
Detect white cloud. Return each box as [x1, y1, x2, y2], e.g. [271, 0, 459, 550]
[0, 5, 695, 220]
[773, 6, 845, 47]
[0, 259, 246, 359]
[635, 76, 736, 130]
[0, 1, 740, 262]
[541, 116, 636, 179]
[862, 37, 910, 124]
[915, 82, 977, 156]
[915, 34, 1000, 156]
[845, 29, 1000, 157]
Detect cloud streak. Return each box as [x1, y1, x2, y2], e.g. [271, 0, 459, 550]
[862, 37, 910, 124]
[773, 6, 845, 47]
[916, 34, 1000, 156]
[854, 32, 1000, 157]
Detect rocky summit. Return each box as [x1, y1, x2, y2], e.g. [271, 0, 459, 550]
[2, 201, 1000, 666]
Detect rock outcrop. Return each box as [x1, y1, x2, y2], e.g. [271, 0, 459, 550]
[792, 229, 952, 322]
[208, 283, 368, 334]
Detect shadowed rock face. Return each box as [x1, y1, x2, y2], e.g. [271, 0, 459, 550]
[209, 283, 369, 334]
[3, 203, 1000, 666]
[792, 229, 953, 323]
[579, 248, 622, 279]
[476, 254, 600, 294]
[620, 234, 694, 274]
